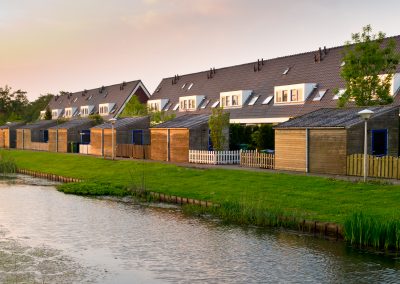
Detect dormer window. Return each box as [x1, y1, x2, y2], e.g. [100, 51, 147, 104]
[220, 90, 252, 108]
[274, 83, 316, 104]
[147, 99, 169, 112]
[99, 103, 115, 116]
[52, 109, 63, 119]
[64, 107, 77, 118]
[81, 105, 94, 117]
[179, 95, 204, 111]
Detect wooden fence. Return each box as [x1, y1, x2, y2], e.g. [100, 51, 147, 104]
[240, 150, 275, 169]
[347, 154, 400, 179]
[189, 150, 241, 165]
[116, 144, 151, 159]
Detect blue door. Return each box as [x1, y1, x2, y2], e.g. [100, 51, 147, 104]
[208, 129, 213, 151]
[372, 129, 388, 156]
[43, 130, 49, 143]
[80, 130, 91, 144]
[132, 130, 143, 145]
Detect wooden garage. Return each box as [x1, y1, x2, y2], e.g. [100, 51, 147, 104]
[16, 120, 59, 151]
[275, 106, 399, 175]
[150, 114, 227, 163]
[0, 122, 25, 149]
[47, 118, 97, 153]
[89, 116, 150, 157]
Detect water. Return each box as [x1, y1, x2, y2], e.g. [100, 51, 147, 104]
[0, 176, 400, 283]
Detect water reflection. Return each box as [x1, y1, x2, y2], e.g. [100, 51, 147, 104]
[0, 177, 399, 283]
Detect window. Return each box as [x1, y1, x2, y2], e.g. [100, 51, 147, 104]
[181, 83, 186, 89]
[232, 95, 238, 106]
[150, 103, 159, 111]
[87, 95, 93, 101]
[276, 90, 289, 102]
[173, 104, 179, 111]
[73, 97, 78, 103]
[164, 103, 172, 111]
[200, 100, 210, 109]
[99, 105, 109, 115]
[333, 89, 345, 100]
[80, 130, 90, 144]
[372, 129, 388, 156]
[187, 83, 194, 90]
[248, 96, 259, 106]
[65, 109, 71, 117]
[313, 89, 327, 101]
[211, 101, 220, 108]
[82, 108, 88, 116]
[262, 96, 273, 105]
[283, 67, 290, 75]
[291, 89, 298, 101]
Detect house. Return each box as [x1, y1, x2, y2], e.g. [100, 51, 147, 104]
[44, 80, 150, 120]
[0, 122, 25, 149]
[89, 116, 150, 157]
[148, 36, 400, 125]
[16, 120, 60, 151]
[274, 106, 400, 175]
[150, 114, 229, 163]
[47, 118, 97, 153]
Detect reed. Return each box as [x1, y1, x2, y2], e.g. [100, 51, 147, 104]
[344, 212, 400, 250]
[0, 150, 17, 174]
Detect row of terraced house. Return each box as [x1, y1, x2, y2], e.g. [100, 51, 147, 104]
[2, 36, 400, 177]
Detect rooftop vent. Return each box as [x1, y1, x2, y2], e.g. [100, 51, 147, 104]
[314, 46, 328, 63]
[83, 89, 88, 95]
[99, 86, 105, 93]
[207, 67, 216, 79]
[155, 87, 161, 93]
[253, 58, 264, 72]
[120, 81, 126, 90]
[172, 74, 180, 85]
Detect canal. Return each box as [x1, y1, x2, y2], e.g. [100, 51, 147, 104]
[0, 175, 399, 283]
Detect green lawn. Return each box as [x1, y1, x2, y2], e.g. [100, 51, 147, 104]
[6, 150, 400, 224]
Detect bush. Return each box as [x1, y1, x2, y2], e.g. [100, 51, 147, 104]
[0, 150, 17, 174]
[57, 181, 128, 196]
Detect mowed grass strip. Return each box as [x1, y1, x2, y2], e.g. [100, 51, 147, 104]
[8, 150, 400, 224]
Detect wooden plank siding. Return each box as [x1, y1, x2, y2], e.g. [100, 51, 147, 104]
[48, 129, 68, 153]
[308, 129, 347, 175]
[116, 144, 151, 159]
[150, 129, 168, 161]
[90, 129, 104, 156]
[0, 129, 6, 148]
[170, 129, 189, 163]
[16, 129, 32, 150]
[275, 129, 307, 172]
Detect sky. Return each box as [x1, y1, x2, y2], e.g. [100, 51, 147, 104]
[1, 0, 400, 100]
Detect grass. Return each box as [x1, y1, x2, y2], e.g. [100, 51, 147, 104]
[6, 149, 400, 227]
[0, 150, 17, 174]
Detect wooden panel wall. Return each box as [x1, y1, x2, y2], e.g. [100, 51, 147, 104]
[0, 130, 5, 148]
[102, 129, 117, 157]
[150, 129, 168, 161]
[309, 129, 347, 175]
[275, 129, 307, 172]
[90, 129, 104, 156]
[4, 130, 11, 148]
[170, 129, 189, 163]
[16, 129, 23, 149]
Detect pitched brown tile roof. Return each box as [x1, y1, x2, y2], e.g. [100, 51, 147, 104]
[47, 80, 150, 120]
[150, 36, 400, 122]
[275, 106, 399, 129]
[152, 114, 210, 129]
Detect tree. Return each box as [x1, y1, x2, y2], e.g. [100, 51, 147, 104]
[337, 25, 400, 107]
[208, 107, 230, 151]
[251, 124, 274, 150]
[150, 111, 175, 125]
[120, 96, 148, 117]
[0, 85, 28, 123]
[23, 94, 53, 122]
[44, 106, 52, 120]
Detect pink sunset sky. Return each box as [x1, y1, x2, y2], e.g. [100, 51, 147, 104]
[1, 0, 400, 100]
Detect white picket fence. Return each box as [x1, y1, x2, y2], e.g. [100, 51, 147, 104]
[189, 150, 241, 165]
[79, 144, 92, 155]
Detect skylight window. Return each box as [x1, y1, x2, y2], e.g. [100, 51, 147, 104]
[87, 95, 93, 101]
[248, 96, 259, 106]
[163, 103, 172, 111]
[211, 101, 220, 108]
[200, 99, 210, 109]
[187, 83, 194, 90]
[283, 67, 290, 75]
[181, 83, 186, 89]
[313, 89, 327, 101]
[173, 103, 179, 111]
[333, 89, 345, 100]
[262, 96, 273, 105]
[73, 97, 78, 103]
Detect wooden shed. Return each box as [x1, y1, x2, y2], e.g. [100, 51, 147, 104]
[16, 120, 59, 151]
[47, 118, 97, 153]
[274, 106, 400, 175]
[90, 116, 150, 157]
[0, 122, 25, 149]
[150, 114, 229, 163]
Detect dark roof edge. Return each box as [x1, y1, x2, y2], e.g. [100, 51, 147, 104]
[345, 105, 400, 128]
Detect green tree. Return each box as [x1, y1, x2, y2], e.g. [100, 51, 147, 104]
[0, 85, 28, 123]
[337, 25, 400, 107]
[208, 107, 230, 151]
[88, 114, 104, 125]
[44, 106, 52, 120]
[120, 96, 148, 117]
[23, 94, 53, 122]
[251, 124, 274, 150]
[150, 111, 175, 125]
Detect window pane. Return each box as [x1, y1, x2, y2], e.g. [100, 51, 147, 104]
[282, 90, 288, 102]
[291, 89, 298, 101]
[232, 95, 238, 105]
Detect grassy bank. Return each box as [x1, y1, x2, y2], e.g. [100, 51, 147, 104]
[7, 150, 400, 248]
